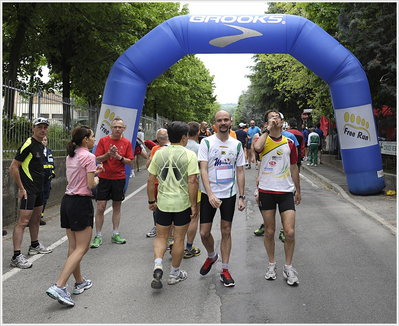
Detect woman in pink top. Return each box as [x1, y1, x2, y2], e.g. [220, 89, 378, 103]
[46, 126, 103, 307]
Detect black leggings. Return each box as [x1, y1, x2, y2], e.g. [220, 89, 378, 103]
[200, 193, 236, 224]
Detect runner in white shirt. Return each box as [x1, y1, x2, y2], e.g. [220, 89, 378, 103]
[197, 110, 246, 287]
[253, 109, 301, 286]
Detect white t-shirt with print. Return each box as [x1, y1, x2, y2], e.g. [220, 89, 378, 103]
[198, 134, 245, 198]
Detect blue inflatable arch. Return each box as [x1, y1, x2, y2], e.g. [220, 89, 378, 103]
[98, 14, 385, 195]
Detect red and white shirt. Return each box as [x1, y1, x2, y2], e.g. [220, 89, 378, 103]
[256, 135, 297, 193]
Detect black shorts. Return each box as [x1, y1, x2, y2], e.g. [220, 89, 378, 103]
[96, 178, 125, 201]
[156, 207, 191, 227]
[247, 142, 252, 150]
[20, 192, 44, 210]
[60, 195, 94, 231]
[200, 193, 236, 224]
[258, 192, 295, 213]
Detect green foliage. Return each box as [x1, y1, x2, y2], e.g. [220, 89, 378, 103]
[144, 54, 216, 122]
[3, 2, 215, 126]
[2, 114, 70, 158]
[337, 3, 396, 110]
[3, 115, 32, 158]
[251, 2, 396, 125]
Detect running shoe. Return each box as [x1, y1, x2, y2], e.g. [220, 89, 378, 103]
[111, 233, 126, 244]
[90, 236, 102, 248]
[46, 284, 75, 306]
[265, 263, 277, 280]
[278, 228, 285, 243]
[283, 266, 299, 286]
[220, 268, 235, 287]
[10, 254, 32, 269]
[254, 224, 265, 236]
[146, 226, 157, 238]
[200, 253, 219, 275]
[184, 246, 201, 258]
[73, 277, 92, 295]
[151, 264, 163, 289]
[168, 270, 188, 285]
[28, 243, 53, 255]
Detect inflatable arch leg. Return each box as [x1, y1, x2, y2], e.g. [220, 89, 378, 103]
[95, 14, 385, 195]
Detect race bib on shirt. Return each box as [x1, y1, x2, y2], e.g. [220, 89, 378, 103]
[216, 165, 234, 183]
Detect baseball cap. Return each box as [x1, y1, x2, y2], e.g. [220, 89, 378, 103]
[32, 117, 50, 126]
[239, 122, 245, 127]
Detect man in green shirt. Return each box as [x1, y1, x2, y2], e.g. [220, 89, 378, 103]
[147, 121, 199, 289]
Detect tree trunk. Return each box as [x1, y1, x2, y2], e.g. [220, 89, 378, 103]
[4, 3, 37, 118]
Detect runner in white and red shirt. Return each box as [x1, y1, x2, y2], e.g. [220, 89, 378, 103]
[253, 109, 301, 287]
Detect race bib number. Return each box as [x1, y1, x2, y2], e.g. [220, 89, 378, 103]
[216, 165, 233, 183]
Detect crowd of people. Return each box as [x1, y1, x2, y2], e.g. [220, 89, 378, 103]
[8, 110, 325, 307]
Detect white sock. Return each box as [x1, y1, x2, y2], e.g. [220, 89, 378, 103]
[113, 230, 118, 236]
[171, 266, 180, 276]
[154, 258, 162, 268]
[96, 232, 102, 237]
[284, 264, 292, 270]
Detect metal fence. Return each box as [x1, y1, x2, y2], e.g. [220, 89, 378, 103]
[2, 80, 170, 157]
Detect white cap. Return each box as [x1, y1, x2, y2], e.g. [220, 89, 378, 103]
[239, 123, 245, 127]
[32, 117, 50, 126]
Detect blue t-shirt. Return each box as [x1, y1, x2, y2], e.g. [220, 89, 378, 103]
[315, 128, 325, 145]
[247, 126, 261, 144]
[235, 129, 247, 146]
[302, 128, 309, 144]
[282, 130, 299, 146]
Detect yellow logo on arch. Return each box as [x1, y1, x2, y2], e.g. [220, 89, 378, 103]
[343, 112, 371, 141]
[335, 104, 378, 150]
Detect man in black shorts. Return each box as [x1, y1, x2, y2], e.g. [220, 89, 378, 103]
[253, 109, 301, 286]
[197, 110, 246, 287]
[90, 118, 134, 248]
[9, 117, 53, 269]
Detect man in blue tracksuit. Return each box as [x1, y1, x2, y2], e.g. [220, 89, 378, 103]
[42, 136, 55, 225]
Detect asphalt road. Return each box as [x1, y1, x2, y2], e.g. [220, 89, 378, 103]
[2, 166, 397, 324]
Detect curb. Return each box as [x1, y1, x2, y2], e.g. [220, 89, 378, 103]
[302, 165, 397, 236]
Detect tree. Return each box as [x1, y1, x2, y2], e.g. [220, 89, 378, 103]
[264, 2, 396, 123]
[144, 54, 216, 122]
[2, 3, 44, 117]
[337, 3, 396, 110]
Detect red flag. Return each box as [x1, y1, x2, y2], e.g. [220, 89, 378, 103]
[320, 115, 329, 136]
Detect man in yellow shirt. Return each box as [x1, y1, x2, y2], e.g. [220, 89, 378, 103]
[147, 121, 199, 289]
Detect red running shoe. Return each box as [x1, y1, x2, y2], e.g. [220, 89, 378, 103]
[220, 268, 235, 287]
[200, 253, 219, 275]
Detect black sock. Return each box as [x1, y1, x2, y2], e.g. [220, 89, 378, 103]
[13, 250, 21, 259]
[31, 240, 39, 248]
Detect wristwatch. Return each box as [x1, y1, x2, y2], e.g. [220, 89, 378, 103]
[119, 157, 124, 162]
[262, 127, 270, 134]
[239, 195, 245, 200]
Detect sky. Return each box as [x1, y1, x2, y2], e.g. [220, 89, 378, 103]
[183, 1, 269, 104]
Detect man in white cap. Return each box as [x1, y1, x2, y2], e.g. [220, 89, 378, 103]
[9, 117, 53, 269]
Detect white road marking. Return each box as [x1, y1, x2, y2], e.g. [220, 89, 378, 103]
[2, 184, 147, 282]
